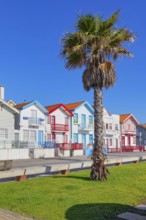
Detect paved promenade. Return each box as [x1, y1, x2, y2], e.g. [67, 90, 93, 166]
[12, 151, 146, 168]
[0, 152, 146, 180]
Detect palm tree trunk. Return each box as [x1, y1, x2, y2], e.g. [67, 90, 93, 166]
[94, 86, 103, 158]
[90, 86, 109, 180]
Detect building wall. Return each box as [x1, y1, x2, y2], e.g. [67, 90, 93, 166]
[71, 104, 94, 149]
[136, 126, 146, 146]
[0, 105, 16, 142]
[103, 109, 120, 149]
[48, 108, 72, 144]
[121, 118, 137, 147]
[17, 105, 46, 144]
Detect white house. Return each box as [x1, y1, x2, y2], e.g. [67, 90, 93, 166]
[0, 86, 19, 148]
[14, 100, 48, 148]
[65, 101, 94, 155]
[103, 108, 120, 152]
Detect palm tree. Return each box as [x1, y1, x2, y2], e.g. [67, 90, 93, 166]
[60, 10, 135, 180]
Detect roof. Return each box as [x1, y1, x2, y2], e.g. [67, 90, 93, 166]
[64, 101, 84, 111]
[120, 114, 131, 123]
[120, 114, 139, 125]
[14, 100, 48, 113]
[65, 101, 94, 115]
[14, 101, 31, 109]
[0, 98, 19, 114]
[139, 124, 146, 129]
[45, 104, 73, 116]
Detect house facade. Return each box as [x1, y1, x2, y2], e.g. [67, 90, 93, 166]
[14, 101, 48, 147]
[103, 108, 120, 152]
[120, 114, 139, 149]
[0, 99, 19, 148]
[65, 101, 94, 154]
[45, 104, 73, 149]
[136, 124, 146, 147]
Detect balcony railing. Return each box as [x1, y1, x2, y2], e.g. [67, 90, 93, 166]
[28, 117, 44, 126]
[51, 124, 69, 131]
[104, 129, 117, 136]
[54, 143, 83, 150]
[78, 123, 93, 130]
[71, 143, 83, 150]
[122, 145, 143, 152]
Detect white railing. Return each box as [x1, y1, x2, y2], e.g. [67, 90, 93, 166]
[28, 117, 45, 126]
[78, 123, 94, 130]
[0, 140, 56, 149]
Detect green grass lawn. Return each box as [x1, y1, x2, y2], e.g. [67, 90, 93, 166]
[0, 162, 146, 220]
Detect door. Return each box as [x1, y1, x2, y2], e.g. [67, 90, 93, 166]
[14, 133, 19, 148]
[38, 130, 43, 146]
[82, 134, 86, 149]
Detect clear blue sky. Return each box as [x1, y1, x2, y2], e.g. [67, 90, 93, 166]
[0, 1, 145, 123]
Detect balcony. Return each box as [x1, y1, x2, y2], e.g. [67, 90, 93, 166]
[123, 130, 136, 135]
[104, 129, 117, 136]
[28, 117, 44, 126]
[51, 124, 69, 132]
[78, 123, 93, 131]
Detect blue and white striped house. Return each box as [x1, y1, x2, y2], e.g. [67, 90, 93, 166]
[14, 100, 48, 148]
[65, 101, 94, 155]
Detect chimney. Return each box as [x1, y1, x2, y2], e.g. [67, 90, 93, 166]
[0, 86, 4, 100]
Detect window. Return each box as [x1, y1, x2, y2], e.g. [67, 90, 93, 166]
[51, 116, 55, 124]
[128, 124, 130, 131]
[133, 136, 136, 144]
[52, 133, 56, 140]
[110, 139, 112, 146]
[89, 134, 93, 144]
[0, 129, 8, 139]
[89, 115, 93, 126]
[23, 130, 36, 142]
[106, 124, 108, 129]
[73, 133, 78, 143]
[122, 137, 125, 146]
[74, 113, 78, 124]
[65, 117, 68, 125]
[23, 130, 29, 141]
[115, 124, 118, 131]
[109, 124, 112, 130]
[133, 125, 136, 130]
[29, 130, 36, 142]
[64, 135, 68, 143]
[127, 136, 131, 145]
[47, 134, 51, 140]
[47, 115, 51, 124]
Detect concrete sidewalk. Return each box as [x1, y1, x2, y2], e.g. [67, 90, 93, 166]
[117, 204, 146, 219]
[0, 152, 146, 180]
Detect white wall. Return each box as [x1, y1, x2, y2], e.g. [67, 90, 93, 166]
[0, 148, 29, 160]
[18, 104, 46, 143]
[0, 105, 16, 141]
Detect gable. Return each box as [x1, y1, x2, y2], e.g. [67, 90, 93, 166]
[66, 101, 94, 115]
[45, 104, 73, 116]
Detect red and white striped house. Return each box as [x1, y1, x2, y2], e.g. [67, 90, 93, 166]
[120, 114, 140, 152]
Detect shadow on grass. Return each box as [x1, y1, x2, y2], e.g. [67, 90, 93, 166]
[53, 175, 90, 181]
[65, 202, 136, 220]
